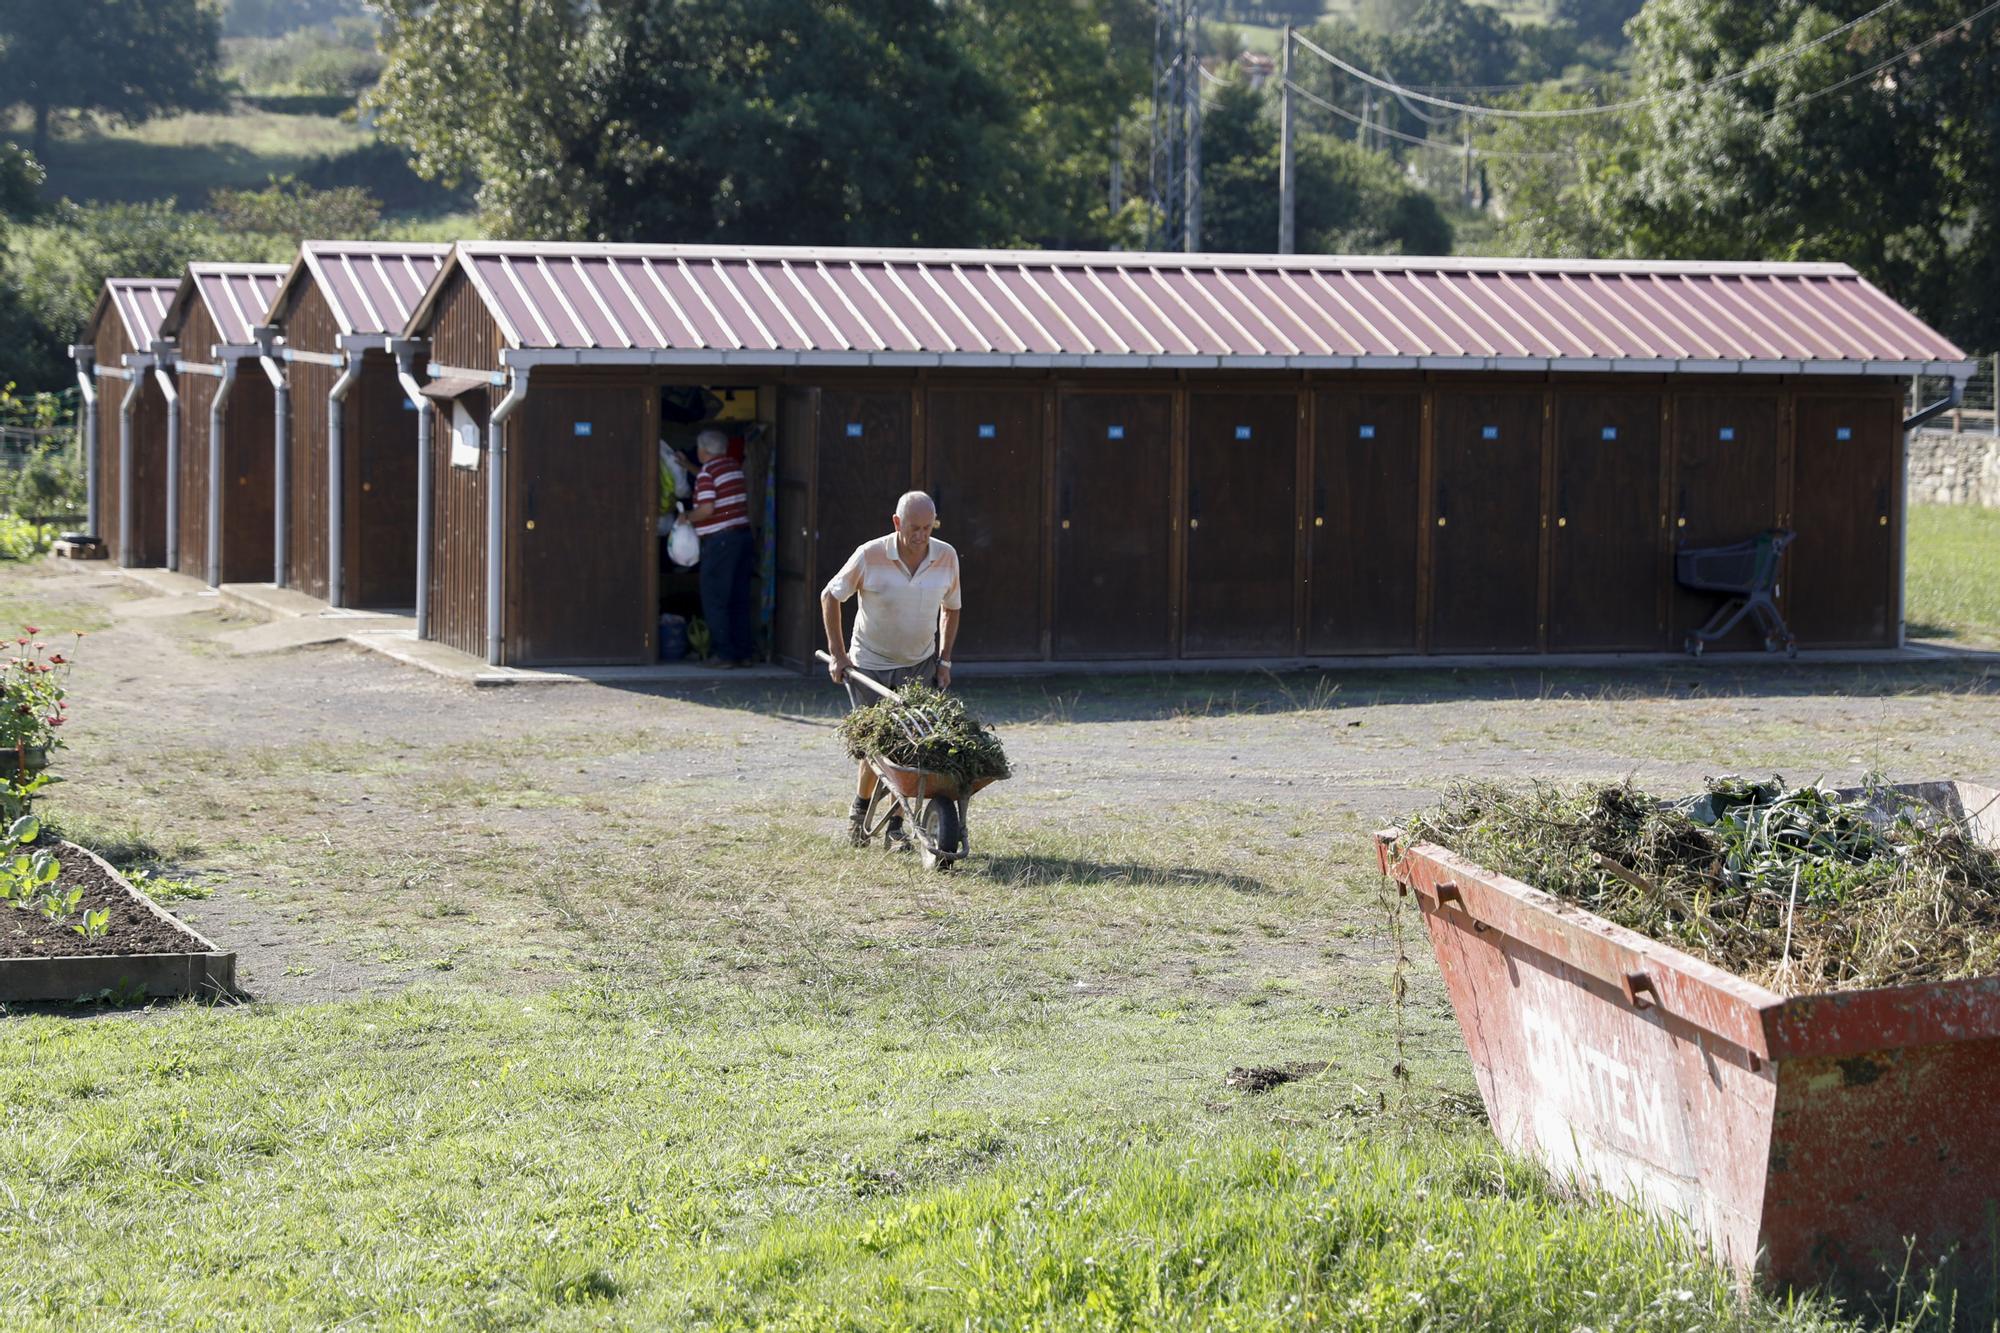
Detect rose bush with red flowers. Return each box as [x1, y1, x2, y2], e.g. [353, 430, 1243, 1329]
[0, 628, 76, 775]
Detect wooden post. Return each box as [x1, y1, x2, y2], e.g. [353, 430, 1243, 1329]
[1278, 28, 1295, 254]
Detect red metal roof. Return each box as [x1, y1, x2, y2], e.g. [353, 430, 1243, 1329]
[410, 244, 1975, 377]
[96, 278, 180, 350]
[161, 263, 290, 351]
[269, 241, 451, 339]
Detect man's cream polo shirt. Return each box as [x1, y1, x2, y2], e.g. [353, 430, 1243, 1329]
[824, 535, 962, 671]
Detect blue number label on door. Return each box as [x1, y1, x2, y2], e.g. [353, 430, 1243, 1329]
[403, 397, 418, 411]
[1107, 425, 1125, 440]
[1234, 425, 1252, 440]
[1836, 426, 1852, 440]
[573, 421, 592, 437]
[977, 423, 996, 439]
[1358, 424, 1376, 439]
[1601, 426, 1618, 441]
[846, 422, 863, 438]
[1482, 425, 1499, 440]
[1719, 427, 1735, 441]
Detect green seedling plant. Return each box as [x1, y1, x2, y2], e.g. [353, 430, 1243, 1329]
[0, 813, 78, 930]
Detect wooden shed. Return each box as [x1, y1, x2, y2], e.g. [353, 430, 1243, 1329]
[264, 242, 449, 608]
[398, 243, 1977, 668]
[70, 278, 179, 566]
[158, 263, 288, 585]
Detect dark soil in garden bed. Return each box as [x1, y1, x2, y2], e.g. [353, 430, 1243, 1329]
[0, 842, 208, 959]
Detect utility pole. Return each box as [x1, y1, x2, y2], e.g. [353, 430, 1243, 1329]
[1110, 122, 1124, 217]
[1148, 0, 1201, 252]
[1279, 26, 1295, 254]
[1360, 93, 1372, 153]
[1461, 118, 1473, 209]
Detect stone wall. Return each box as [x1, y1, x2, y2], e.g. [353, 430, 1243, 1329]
[1907, 428, 2000, 507]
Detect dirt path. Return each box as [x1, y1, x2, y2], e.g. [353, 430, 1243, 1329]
[11, 560, 2000, 1006]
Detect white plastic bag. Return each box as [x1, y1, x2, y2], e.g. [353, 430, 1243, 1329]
[668, 513, 701, 567]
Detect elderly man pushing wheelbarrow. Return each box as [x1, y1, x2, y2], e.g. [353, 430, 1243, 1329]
[821, 490, 962, 851]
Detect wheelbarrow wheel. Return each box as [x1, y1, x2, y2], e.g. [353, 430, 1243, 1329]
[918, 797, 964, 871]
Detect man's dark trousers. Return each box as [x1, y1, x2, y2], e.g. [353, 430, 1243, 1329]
[699, 526, 755, 662]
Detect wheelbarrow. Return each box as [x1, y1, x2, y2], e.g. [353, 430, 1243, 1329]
[817, 651, 1005, 871]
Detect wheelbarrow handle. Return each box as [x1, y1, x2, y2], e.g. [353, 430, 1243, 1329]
[814, 650, 898, 701]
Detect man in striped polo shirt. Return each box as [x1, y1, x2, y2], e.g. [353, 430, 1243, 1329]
[688, 430, 754, 666]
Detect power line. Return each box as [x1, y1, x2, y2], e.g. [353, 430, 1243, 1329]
[1289, 0, 1915, 119]
[1284, 0, 2000, 163]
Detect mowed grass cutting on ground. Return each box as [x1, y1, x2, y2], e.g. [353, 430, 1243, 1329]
[2, 551, 1999, 1327]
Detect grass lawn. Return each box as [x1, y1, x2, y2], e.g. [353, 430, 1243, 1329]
[14, 107, 372, 206]
[0, 561, 1996, 1326]
[1906, 504, 2000, 646]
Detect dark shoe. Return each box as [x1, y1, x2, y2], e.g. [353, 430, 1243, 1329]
[884, 819, 913, 853]
[847, 818, 870, 849]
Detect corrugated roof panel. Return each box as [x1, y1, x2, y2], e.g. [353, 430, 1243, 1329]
[105, 278, 181, 348]
[409, 243, 1973, 373]
[291, 242, 449, 336]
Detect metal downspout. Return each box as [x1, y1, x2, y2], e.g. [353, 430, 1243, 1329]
[487, 368, 532, 666]
[392, 341, 431, 639]
[326, 351, 366, 608]
[117, 356, 147, 568]
[256, 335, 288, 586]
[151, 349, 179, 571]
[206, 357, 238, 588]
[69, 346, 96, 536]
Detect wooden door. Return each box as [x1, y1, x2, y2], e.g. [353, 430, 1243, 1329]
[925, 387, 1044, 660]
[1308, 388, 1420, 653]
[1549, 392, 1665, 651]
[814, 389, 912, 596]
[219, 376, 276, 585]
[1670, 393, 1781, 649]
[1183, 391, 1297, 656]
[774, 387, 818, 666]
[351, 361, 421, 609]
[1054, 391, 1173, 658]
[1428, 389, 1544, 653]
[1787, 393, 1898, 646]
[508, 385, 651, 664]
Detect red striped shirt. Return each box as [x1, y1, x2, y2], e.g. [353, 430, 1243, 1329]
[693, 457, 750, 536]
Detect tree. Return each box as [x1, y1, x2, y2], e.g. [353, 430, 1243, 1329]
[372, 0, 1053, 246]
[1553, 0, 1645, 50]
[0, 0, 225, 160]
[1199, 79, 1453, 256]
[1489, 0, 2000, 350]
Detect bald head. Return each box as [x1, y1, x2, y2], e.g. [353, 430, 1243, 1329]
[895, 491, 935, 524]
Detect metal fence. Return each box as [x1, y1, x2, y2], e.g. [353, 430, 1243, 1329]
[0, 425, 82, 469]
[1910, 353, 2000, 436]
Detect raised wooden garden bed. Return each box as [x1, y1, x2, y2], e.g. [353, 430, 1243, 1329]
[0, 841, 234, 1003]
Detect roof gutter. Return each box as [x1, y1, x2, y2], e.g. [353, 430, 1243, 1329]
[494, 346, 1984, 380]
[148, 341, 180, 571]
[392, 339, 432, 640]
[1902, 372, 1968, 432]
[487, 367, 532, 666]
[68, 345, 98, 537]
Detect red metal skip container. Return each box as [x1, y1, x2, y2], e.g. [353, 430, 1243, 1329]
[1377, 781, 2000, 1290]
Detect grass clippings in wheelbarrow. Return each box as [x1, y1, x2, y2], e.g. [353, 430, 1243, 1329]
[837, 683, 1011, 790]
[1401, 777, 2000, 996]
